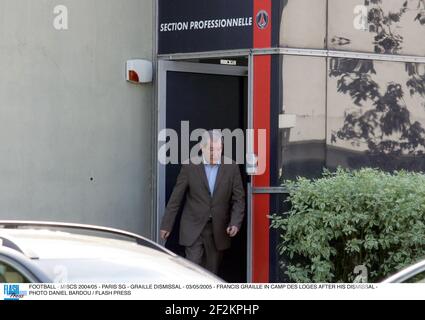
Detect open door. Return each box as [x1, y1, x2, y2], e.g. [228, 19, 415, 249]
[156, 61, 248, 282]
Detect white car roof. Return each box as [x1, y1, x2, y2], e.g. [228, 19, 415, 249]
[1, 228, 167, 260]
[0, 228, 222, 283]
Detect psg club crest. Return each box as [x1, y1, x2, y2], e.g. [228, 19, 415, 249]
[256, 10, 269, 30]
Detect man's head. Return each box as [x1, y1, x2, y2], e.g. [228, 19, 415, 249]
[201, 130, 223, 164]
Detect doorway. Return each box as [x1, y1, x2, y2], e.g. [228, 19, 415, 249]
[157, 61, 248, 282]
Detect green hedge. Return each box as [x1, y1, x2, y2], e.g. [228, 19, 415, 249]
[270, 168, 425, 283]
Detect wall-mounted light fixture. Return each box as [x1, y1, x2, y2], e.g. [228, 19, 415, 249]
[126, 59, 153, 84]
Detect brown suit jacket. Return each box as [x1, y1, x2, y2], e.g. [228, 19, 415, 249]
[160, 156, 245, 251]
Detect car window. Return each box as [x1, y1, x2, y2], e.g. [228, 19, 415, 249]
[0, 261, 30, 283]
[404, 270, 425, 283]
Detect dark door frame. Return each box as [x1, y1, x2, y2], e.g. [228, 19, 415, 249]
[155, 60, 250, 280]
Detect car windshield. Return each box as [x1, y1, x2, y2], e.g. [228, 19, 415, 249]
[0, 261, 30, 283]
[404, 270, 425, 284]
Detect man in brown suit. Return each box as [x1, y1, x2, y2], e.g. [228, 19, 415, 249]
[160, 130, 245, 275]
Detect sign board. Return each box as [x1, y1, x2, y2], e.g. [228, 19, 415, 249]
[158, 0, 255, 54]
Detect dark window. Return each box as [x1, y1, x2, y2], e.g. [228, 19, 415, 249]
[0, 260, 30, 283]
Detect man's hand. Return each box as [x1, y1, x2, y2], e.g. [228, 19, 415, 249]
[160, 230, 170, 240]
[226, 226, 239, 238]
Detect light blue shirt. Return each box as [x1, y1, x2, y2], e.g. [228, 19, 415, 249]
[203, 156, 221, 196]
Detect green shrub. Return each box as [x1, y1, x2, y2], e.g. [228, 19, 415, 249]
[270, 168, 425, 283]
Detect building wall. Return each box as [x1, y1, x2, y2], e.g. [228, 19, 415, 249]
[328, 0, 425, 55]
[277, 0, 425, 182]
[0, 0, 154, 236]
[270, 0, 425, 282]
[279, 0, 327, 49]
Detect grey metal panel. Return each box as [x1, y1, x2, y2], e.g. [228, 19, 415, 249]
[282, 56, 327, 142]
[152, 0, 160, 242]
[252, 187, 290, 194]
[246, 53, 254, 283]
[156, 61, 167, 244]
[327, 57, 425, 170]
[158, 49, 252, 60]
[158, 61, 248, 76]
[160, 48, 425, 63]
[246, 182, 253, 282]
[278, 55, 327, 181]
[279, 0, 327, 49]
[329, 0, 425, 56]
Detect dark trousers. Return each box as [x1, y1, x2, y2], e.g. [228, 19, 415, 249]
[185, 221, 223, 275]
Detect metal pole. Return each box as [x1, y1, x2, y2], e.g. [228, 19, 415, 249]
[246, 51, 254, 283]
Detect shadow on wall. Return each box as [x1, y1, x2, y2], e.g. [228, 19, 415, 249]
[328, 1, 425, 173]
[280, 55, 425, 180]
[331, 0, 425, 54]
[329, 58, 425, 165]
